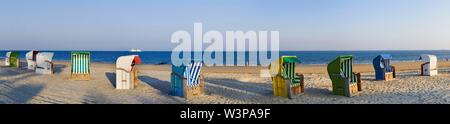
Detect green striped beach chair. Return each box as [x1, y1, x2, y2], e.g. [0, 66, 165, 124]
[327, 55, 362, 97]
[71, 51, 91, 80]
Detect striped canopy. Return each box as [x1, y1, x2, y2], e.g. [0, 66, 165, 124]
[280, 56, 298, 79]
[328, 55, 357, 82]
[71, 51, 90, 74]
[172, 60, 203, 87]
[184, 62, 203, 87]
[269, 56, 299, 77]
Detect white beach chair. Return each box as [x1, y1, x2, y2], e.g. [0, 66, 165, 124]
[420, 54, 438, 76]
[35, 52, 54, 74]
[116, 55, 141, 89]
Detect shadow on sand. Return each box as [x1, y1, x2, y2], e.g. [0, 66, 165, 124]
[203, 78, 273, 102]
[0, 81, 44, 104]
[53, 64, 67, 74]
[137, 75, 185, 104]
[0, 68, 23, 76]
[205, 78, 273, 96]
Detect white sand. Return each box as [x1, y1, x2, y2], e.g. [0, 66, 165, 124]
[0, 60, 449, 104]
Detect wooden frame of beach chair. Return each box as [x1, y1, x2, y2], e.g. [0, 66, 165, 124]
[420, 54, 438, 76]
[9, 51, 20, 68]
[35, 52, 54, 74]
[71, 51, 91, 80]
[373, 54, 396, 81]
[170, 60, 205, 99]
[269, 56, 304, 99]
[115, 55, 142, 90]
[327, 55, 362, 97]
[26, 50, 39, 70]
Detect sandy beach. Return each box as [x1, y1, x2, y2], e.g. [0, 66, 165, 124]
[1, 59, 449, 104]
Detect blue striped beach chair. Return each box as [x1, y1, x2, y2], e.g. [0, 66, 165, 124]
[170, 60, 205, 99]
[373, 54, 396, 81]
[71, 51, 91, 80]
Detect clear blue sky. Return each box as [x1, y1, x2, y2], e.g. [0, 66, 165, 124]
[1, 0, 450, 51]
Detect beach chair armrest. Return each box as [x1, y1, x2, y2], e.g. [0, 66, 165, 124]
[295, 73, 304, 80]
[390, 66, 396, 77]
[45, 61, 54, 66]
[353, 72, 362, 91]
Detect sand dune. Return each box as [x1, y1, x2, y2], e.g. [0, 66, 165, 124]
[0, 60, 449, 104]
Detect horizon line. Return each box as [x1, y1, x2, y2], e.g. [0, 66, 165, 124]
[1, 49, 450, 52]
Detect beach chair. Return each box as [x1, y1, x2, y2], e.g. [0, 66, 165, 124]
[26, 50, 39, 70]
[115, 55, 142, 89]
[327, 55, 362, 97]
[269, 56, 304, 99]
[35, 52, 54, 74]
[420, 54, 438, 76]
[170, 60, 205, 99]
[6, 51, 20, 68]
[373, 54, 396, 81]
[5, 52, 11, 66]
[71, 51, 91, 80]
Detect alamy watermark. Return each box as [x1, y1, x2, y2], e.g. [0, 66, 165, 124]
[171, 23, 280, 77]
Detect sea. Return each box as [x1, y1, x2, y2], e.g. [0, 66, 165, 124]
[0, 50, 449, 65]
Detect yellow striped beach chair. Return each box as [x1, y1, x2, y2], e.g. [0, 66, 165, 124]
[269, 56, 304, 99]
